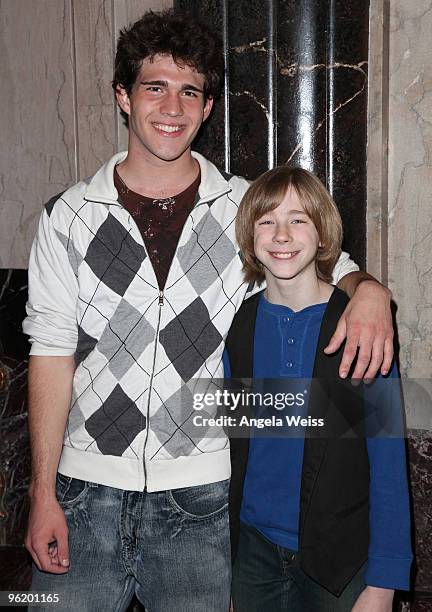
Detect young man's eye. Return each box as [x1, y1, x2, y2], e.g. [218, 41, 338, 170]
[183, 90, 199, 98]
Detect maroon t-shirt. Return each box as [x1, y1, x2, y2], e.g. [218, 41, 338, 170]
[114, 167, 200, 290]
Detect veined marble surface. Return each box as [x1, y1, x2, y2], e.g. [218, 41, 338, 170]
[388, 1, 432, 379]
[367, 0, 432, 604]
[0, 0, 172, 270]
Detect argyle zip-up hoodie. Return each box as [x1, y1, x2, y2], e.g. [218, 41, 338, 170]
[23, 151, 358, 492]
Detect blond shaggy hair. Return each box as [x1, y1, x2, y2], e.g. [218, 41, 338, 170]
[236, 166, 343, 285]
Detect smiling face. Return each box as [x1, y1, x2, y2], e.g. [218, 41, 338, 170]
[115, 54, 213, 166]
[253, 186, 321, 288]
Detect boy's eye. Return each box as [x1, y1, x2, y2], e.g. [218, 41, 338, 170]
[257, 219, 274, 225]
[291, 218, 306, 224]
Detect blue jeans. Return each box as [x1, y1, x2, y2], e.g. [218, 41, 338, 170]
[30, 474, 231, 612]
[232, 522, 365, 612]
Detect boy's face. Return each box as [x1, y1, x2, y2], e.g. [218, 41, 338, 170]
[116, 54, 213, 164]
[254, 187, 321, 284]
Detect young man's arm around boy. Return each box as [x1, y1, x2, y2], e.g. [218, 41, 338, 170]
[330, 272, 393, 380]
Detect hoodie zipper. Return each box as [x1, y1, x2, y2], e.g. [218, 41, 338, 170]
[142, 290, 164, 488]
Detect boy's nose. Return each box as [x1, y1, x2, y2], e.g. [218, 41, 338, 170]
[273, 225, 293, 243]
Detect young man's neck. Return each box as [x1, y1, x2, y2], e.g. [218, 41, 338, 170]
[264, 269, 333, 312]
[116, 147, 199, 199]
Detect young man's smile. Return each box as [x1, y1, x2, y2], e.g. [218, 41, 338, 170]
[152, 122, 185, 136]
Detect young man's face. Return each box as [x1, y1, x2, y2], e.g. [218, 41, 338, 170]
[253, 187, 321, 286]
[116, 54, 213, 165]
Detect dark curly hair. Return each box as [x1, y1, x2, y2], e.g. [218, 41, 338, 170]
[112, 9, 223, 126]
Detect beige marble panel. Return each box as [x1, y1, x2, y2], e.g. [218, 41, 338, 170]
[73, 0, 117, 179]
[113, 0, 174, 151]
[366, 0, 389, 283]
[0, 0, 76, 269]
[387, 1, 432, 378]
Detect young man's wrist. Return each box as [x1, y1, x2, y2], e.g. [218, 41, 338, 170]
[356, 277, 392, 301]
[28, 478, 57, 501]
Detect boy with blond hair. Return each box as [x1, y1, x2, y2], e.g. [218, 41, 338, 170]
[225, 167, 412, 612]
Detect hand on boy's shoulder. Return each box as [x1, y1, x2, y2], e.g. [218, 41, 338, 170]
[324, 278, 394, 379]
[351, 586, 394, 612]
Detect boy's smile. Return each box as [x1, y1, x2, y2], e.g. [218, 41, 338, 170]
[268, 250, 300, 260]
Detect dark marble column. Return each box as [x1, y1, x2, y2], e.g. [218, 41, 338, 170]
[396, 431, 432, 611]
[175, 0, 368, 267]
[0, 269, 31, 590]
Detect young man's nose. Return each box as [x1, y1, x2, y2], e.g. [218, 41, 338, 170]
[160, 91, 183, 116]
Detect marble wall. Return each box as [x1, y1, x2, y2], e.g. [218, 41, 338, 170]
[0, 0, 172, 270]
[368, 0, 432, 607]
[390, 1, 432, 605]
[0, 271, 31, 590]
[176, 0, 369, 269]
[387, 3, 432, 382]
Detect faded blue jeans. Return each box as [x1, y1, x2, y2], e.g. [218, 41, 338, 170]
[232, 522, 366, 612]
[30, 474, 231, 612]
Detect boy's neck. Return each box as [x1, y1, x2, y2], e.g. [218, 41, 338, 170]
[264, 269, 333, 312]
[117, 147, 199, 199]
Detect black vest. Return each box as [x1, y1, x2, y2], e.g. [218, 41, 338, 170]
[227, 288, 369, 596]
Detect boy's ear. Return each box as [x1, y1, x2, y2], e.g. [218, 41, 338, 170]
[115, 85, 131, 116]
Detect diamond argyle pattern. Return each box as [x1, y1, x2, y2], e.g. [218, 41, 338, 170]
[159, 297, 223, 382]
[151, 386, 201, 458]
[65, 391, 86, 437]
[55, 229, 84, 277]
[75, 326, 98, 365]
[85, 384, 145, 456]
[84, 213, 146, 296]
[97, 298, 155, 380]
[177, 211, 237, 293]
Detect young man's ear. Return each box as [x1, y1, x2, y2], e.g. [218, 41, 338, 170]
[203, 96, 214, 123]
[115, 85, 131, 117]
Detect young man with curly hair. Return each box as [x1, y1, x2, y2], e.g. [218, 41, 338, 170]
[24, 9, 395, 612]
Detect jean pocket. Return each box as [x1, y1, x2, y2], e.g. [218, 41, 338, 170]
[168, 479, 229, 520]
[56, 474, 89, 506]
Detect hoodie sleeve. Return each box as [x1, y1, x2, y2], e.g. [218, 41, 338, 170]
[23, 204, 79, 356]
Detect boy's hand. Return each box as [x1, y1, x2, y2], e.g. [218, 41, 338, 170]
[325, 280, 393, 379]
[351, 586, 394, 611]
